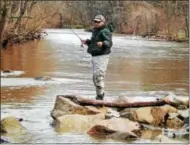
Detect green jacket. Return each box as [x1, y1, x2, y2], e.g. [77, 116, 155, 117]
[86, 24, 113, 56]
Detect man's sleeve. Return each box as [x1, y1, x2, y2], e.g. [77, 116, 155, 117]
[101, 30, 112, 48]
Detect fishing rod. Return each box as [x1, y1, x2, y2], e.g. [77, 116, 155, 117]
[70, 27, 84, 47]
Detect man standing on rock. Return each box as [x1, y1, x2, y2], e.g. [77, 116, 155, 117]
[82, 15, 114, 100]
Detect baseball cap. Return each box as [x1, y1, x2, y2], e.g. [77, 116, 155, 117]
[94, 15, 105, 22]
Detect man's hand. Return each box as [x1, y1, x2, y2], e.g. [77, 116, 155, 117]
[81, 40, 86, 45]
[97, 41, 103, 48]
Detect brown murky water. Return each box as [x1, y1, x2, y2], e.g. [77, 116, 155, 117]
[1, 29, 189, 143]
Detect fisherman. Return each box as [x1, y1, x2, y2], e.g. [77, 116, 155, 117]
[82, 15, 114, 100]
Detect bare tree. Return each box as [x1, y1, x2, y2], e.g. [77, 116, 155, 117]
[0, 0, 8, 48]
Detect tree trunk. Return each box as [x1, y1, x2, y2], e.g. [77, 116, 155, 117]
[186, 15, 189, 38]
[58, 95, 171, 108]
[0, 0, 7, 48]
[13, 0, 28, 33]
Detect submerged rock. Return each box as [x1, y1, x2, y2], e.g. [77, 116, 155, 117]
[34, 76, 52, 81]
[54, 113, 105, 133]
[88, 118, 141, 140]
[1, 116, 27, 134]
[0, 116, 31, 143]
[2, 69, 12, 73]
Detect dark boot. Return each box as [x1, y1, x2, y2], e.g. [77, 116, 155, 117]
[96, 93, 104, 100]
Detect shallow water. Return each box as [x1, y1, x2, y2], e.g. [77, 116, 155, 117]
[1, 29, 189, 143]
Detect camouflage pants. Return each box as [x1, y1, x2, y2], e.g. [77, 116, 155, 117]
[91, 55, 109, 96]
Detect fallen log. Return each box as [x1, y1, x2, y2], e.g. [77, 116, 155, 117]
[58, 95, 169, 108]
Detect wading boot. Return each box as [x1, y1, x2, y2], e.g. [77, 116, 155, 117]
[96, 93, 104, 100]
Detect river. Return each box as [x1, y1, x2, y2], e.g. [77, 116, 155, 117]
[1, 29, 189, 143]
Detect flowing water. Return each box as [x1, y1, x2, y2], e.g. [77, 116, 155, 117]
[1, 29, 189, 143]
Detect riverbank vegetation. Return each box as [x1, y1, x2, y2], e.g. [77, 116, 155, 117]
[0, 1, 189, 48]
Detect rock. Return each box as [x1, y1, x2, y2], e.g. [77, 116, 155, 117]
[177, 109, 189, 129]
[2, 69, 12, 73]
[54, 113, 105, 133]
[119, 108, 137, 120]
[162, 93, 189, 107]
[166, 112, 186, 129]
[177, 105, 187, 110]
[85, 106, 108, 114]
[88, 118, 141, 140]
[0, 116, 27, 134]
[105, 108, 120, 119]
[133, 107, 154, 124]
[176, 28, 188, 42]
[85, 106, 120, 119]
[124, 105, 178, 127]
[166, 117, 184, 129]
[168, 113, 179, 119]
[0, 116, 32, 143]
[160, 104, 178, 113]
[184, 117, 189, 126]
[51, 96, 101, 119]
[177, 109, 189, 119]
[140, 129, 161, 140]
[34, 76, 52, 81]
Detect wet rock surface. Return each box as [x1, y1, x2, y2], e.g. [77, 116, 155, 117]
[1, 116, 27, 134]
[0, 116, 32, 143]
[88, 118, 141, 140]
[51, 96, 101, 119]
[119, 105, 186, 129]
[51, 94, 189, 142]
[54, 113, 105, 133]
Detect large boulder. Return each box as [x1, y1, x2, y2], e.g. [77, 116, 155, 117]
[119, 105, 183, 128]
[54, 113, 105, 133]
[88, 118, 141, 140]
[133, 105, 177, 125]
[51, 96, 103, 119]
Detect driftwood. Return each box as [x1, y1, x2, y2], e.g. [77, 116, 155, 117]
[57, 95, 173, 108]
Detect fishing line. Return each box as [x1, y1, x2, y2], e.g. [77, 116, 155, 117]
[70, 27, 84, 47]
